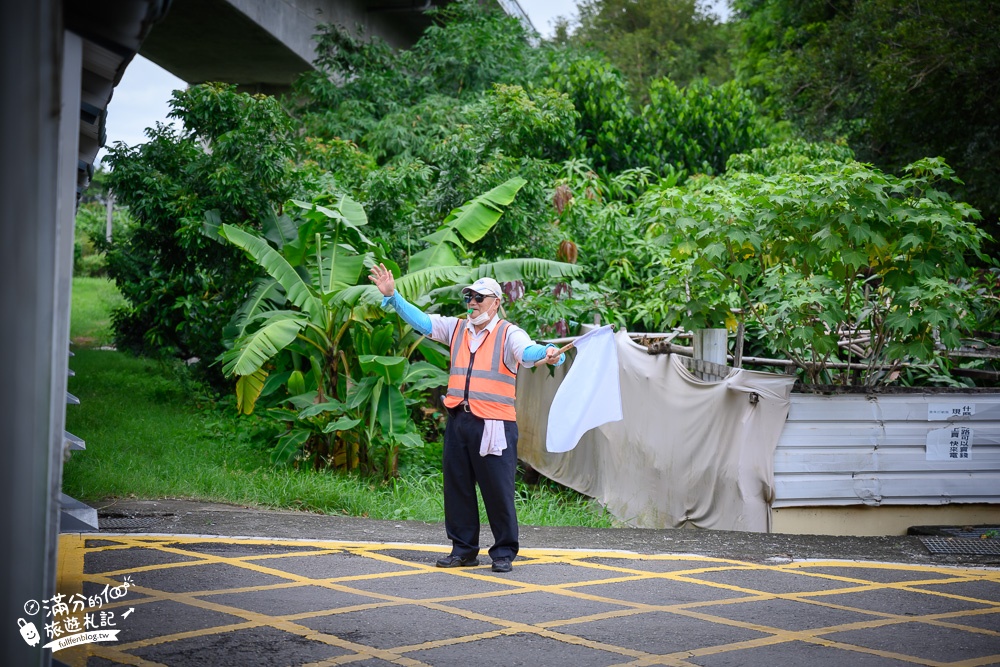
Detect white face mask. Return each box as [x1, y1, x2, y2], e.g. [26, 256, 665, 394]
[470, 310, 493, 325]
[468, 296, 497, 325]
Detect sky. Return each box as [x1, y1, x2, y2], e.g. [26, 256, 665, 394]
[97, 0, 731, 165]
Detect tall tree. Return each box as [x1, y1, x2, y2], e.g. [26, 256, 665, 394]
[555, 0, 734, 99]
[103, 83, 300, 367]
[734, 0, 1000, 238]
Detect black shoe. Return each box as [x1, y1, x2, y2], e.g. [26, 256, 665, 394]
[436, 554, 479, 568]
[491, 558, 512, 573]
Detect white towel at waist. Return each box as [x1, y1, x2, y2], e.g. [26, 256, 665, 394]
[479, 419, 507, 457]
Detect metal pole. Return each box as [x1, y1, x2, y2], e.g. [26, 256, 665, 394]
[734, 322, 745, 368]
[105, 191, 114, 242]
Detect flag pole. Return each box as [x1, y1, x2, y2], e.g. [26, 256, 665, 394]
[555, 341, 575, 355]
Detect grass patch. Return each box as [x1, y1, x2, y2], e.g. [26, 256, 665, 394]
[70, 277, 123, 347]
[64, 349, 613, 527]
[65, 275, 613, 527]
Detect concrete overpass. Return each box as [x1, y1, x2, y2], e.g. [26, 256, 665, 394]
[140, 0, 535, 90]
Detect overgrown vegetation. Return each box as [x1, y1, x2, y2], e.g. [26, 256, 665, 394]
[90, 0, 998, 483]
[214, 179, 578, 477]
[73, 169, 132, 278]
[733, 0, 1000, 243]
[553, 0, 735, 98]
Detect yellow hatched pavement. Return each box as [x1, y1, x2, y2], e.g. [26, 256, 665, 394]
[56, 534, 1000, 667]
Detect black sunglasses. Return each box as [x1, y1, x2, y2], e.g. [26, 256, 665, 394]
[463, 293, 491, 304]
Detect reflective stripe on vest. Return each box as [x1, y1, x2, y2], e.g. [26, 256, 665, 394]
[442, 319, 518, 420]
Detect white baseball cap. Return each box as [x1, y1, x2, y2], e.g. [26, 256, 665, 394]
[462, 277, 503, 299]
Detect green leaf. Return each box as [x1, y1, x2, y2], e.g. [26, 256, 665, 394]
[470, 258, 583, 283]
[320, 246, 366, 293]
[235, 369, 267, 415]
[220, 224, 323, 316]
[286, 391, 319, 409]
[390, 431, 424, 448]
[371, 324, 394, 356]
[408, 177, 526, 273]
[403, 361, 449, 392]
[225, 278, 283, 342]
[395, 258, 582, 302]
[421, 228, 464, 247]
[395, 265, 474, 300]
[440, 177, 527, 241]
[338, 195, 368, 228]
[261, 209, 298, 249]
[407, 244, 460, 274]
[322, 416, 362, 433]
[346, 376, 377, 410]
[222, 317, 307, 376]
[416, 338, 450, 369]
[260, 370, 292, 398]
[203, 209, 223, 242]
[272, 429, 311, 465]
[376, 385, 408, 434]
[297, 400, 346, 419]
[287, 370, 306, 397]
[333, 284, 384, 308]
[265, 407, 299, 422]
[359, 354, 407, 384]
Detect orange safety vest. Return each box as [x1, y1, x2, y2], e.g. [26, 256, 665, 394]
[443, 319, 518, 421]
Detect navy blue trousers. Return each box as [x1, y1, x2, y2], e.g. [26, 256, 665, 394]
[442, 409, 519, 562]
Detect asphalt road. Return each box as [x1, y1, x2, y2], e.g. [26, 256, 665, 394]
[47, 500, 1000, 667]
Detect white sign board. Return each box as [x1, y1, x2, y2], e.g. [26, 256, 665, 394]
[926, 426, 973, 460]
[928, 403, 975, 421]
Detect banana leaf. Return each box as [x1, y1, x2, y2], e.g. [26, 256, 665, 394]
[359, 354, 407, 385]
[272, 429, 311, 465]
[261, 208, 298, 249]
[298, 400, 347, 419]
[438, 176, 527, 243]
[408, 176, 526, 273]
[222, 317, 307, 377]
[403, 361, 449, 392]
[337, 194, 368, 228]
[346, 376, 378, 410]
[322, 416, 362, 433]
[390, 431, 424, 448]
[376, 384, 408, 434]
[221, 224, 322, 317]
[224, 278, 283, 342]
[235, 368, 267, 415]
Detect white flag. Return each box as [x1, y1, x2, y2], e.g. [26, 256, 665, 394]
[546, 325, 623, 453]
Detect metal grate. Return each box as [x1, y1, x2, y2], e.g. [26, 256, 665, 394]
[937, 526, 1000, 540]
[920, 536, 1000, 556]
[99, 516, 162, 530]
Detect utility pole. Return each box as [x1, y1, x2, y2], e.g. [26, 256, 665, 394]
[106, 190, 114, 242]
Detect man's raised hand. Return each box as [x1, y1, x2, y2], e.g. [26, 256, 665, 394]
[369, 263, 396, 297]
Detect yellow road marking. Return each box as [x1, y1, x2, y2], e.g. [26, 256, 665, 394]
[60, 534, 1000, 667]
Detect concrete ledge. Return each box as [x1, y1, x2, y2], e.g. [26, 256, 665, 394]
[772, 504, 1000, 536]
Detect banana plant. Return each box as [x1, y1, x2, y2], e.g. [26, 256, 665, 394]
[218, 192, 377, 469]
[218, 179, 583, 477]
[338, 177, 584, 307]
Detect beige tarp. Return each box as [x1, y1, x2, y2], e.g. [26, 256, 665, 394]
[515, 330, 795, 532]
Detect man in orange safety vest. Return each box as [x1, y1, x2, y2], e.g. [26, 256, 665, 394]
[369, 264, 564, 573]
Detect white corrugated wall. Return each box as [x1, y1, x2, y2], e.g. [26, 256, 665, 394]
[773, 394, 1000, 507]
